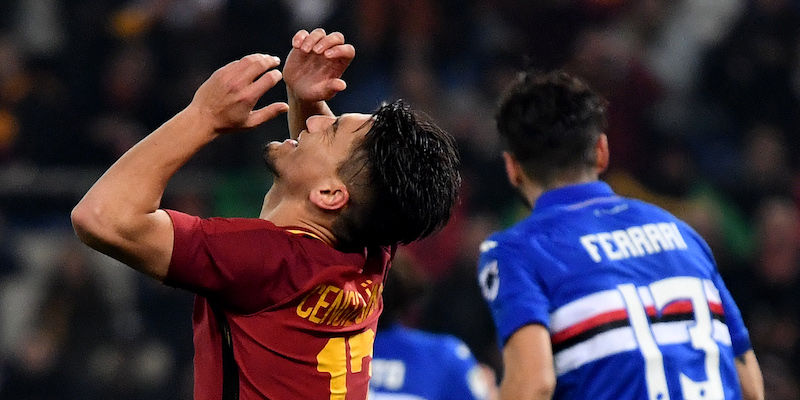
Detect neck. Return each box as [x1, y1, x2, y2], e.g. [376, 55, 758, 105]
[260, 187, 338, 247]
[259, 186, 283, 218]
[522, 171, 598, 210]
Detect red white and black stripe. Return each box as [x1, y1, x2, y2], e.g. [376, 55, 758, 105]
[549, 282, 731, 376]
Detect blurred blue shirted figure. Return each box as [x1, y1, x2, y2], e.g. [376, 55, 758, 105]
[370, 262, 491, 400]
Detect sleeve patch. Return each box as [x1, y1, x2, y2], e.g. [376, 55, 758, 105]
[479, 260, 500, 301]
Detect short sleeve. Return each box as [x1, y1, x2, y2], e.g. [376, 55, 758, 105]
[164, 210, 298, 312]
[686, 222, 752, 356]
[478, 237, 550, 347]
[713, 271, 752, 356]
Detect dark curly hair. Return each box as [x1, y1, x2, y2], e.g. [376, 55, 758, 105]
[333, 100, 461, 249]
[496, 70, 608, 186]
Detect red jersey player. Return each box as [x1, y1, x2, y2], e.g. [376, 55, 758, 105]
[71, 28, 461, 400]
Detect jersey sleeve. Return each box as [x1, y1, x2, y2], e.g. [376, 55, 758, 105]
[712, 271, 752, 356]
[163, 209, 298, 312]
[478, 236, 550, 348]
[441, 338, 489, 400]
[685, 221, 753, 356]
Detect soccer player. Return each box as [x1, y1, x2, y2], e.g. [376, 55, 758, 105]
[71, 29, 461, 400]
[477, 70, 764, 400]
[369, 263, 494, 400]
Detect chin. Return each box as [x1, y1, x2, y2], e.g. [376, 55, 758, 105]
[262, 146, 282, 179]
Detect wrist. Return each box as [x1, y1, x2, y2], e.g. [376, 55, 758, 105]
[289, 96, 329, 117]
[287, 88, 328, 107]
[179, 104, 221, 139]
[287, 90, 311, 107]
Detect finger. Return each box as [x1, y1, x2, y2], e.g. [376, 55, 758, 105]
[216, 55, 251, 78]
[205, 58, 239, 86]
[325, 78, 347, 94]
[214, 55, 266, 88]
[323, 44, 355, 60]
[312, 31, 345, 54]
[241, 54, 281, 83]
[247, 102, 289, 128]
[292, 30, 309, 49]
[247, 69, 283, 99]
[301, 28, 327, 52]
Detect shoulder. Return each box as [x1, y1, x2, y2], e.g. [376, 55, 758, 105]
[168, 210, 354, 254]
[201, 216, 284, 235]
[384, 326, 474, 360]
[477, 220, 546, 300]
[622, 198, 706, 240]
[622, 196, 686, 222]
[479, 217, 539, 258]
[166, 209, 287, 237]
[478, 216, 553, 279]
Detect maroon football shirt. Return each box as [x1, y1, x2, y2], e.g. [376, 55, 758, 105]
[164, 210, 391, 400]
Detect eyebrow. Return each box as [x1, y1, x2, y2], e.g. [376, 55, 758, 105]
[357, 117, 373, 132]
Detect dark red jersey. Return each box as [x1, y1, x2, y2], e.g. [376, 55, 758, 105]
[164, 210, 391, 400]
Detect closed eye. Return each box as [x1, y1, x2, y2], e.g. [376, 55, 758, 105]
[324, 117, 341, 144]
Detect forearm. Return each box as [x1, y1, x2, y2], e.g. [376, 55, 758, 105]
[287, 89, 333, 139]
[283, 29, 353, 138]
[736, 350, 764, 400]
[72, 105, 215, 275]
[73, 52, 285, 279]
[83, 106, 215, 214]
[499, 379, 553, 400]
[499, 325, 556, 400]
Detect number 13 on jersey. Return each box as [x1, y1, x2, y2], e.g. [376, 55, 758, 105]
[619, 276, 724, 400]
[317, 329, 376, 400]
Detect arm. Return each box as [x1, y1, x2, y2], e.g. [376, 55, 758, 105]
[71, 54, 288, 281]
[735, 350, 764, 400]
[499, 324, 556, 400]
[706, 268, 763, 399]
[283, 28, 355, 139]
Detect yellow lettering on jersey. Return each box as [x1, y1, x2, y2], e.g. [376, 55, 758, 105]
[297, 280, 384, 326]
[310, 285, 340, 323]
[296, 285, 326, 318]
[317, 329, 376, 400]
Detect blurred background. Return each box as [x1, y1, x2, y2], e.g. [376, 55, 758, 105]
[1, 0, 799, 398]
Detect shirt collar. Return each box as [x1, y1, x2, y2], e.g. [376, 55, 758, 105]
[533, 181, 617, 213]
[285, 228, 325, 242]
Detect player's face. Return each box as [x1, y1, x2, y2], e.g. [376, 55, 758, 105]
[264, 113, 373, 189]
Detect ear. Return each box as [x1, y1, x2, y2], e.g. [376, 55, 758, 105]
[595, 133, 610, 174]
[309, 179, 350, 211]
[503, 151, 525, 189]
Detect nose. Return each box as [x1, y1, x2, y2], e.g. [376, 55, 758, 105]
[305, 115, 335, 132]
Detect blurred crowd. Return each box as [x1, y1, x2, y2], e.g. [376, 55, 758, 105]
[1, 0, 800, 399]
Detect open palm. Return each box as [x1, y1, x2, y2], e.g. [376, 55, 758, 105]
[283, 29, 355, 102]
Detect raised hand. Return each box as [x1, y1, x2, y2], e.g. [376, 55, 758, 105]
[283, 28, 356, 102]
[190, 53, 289, 133]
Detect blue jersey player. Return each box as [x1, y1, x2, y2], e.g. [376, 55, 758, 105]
[370, 325, 489, 400]
[370, 264, 492, 400]
[477, 70, 764, 400]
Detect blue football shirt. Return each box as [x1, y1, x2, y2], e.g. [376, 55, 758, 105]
[478, 181, 751, 400]
[369, 324, 488, 400]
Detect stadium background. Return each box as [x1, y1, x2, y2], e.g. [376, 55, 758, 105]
[0, 0, 799, 398]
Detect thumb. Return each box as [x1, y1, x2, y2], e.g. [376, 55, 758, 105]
[246, 102, 289, 128]
[326, 79, 347, 94]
